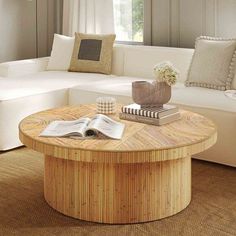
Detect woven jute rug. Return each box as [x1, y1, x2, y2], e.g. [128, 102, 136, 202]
[0, 148, 236, 236]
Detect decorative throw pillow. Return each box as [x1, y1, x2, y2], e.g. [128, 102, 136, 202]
[185, 36, 236, 90]
[69, 33, 116, 74]
[233, 67, 236, 89]
[47, 34, 75, 71]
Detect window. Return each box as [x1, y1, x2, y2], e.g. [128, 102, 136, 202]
[113, 0, 144, 43]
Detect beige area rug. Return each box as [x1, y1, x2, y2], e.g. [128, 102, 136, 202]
[0, 148, 236, 236]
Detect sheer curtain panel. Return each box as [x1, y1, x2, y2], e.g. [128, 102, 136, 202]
[63, 0, 114, 36]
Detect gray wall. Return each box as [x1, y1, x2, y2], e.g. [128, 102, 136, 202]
[0, 0, 62, 63]
[0, 0, 37, 62]
[151, 0, 236, 48]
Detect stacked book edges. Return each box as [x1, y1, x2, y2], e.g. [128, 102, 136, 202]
[119, 104, 180, 126]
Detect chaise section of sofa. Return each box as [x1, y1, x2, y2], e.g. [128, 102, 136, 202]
[0, 59, 115, 150]
[0, 57, 49, 78]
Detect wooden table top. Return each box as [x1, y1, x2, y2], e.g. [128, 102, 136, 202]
[19, 104, 217, 163]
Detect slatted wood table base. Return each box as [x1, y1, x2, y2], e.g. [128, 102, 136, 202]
[44, 155, 191, 224]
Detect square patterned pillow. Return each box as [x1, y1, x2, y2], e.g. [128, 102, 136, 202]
[69, 33, 116, 75]
[185, 36, 236, 91]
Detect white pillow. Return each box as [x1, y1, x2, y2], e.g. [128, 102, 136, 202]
[47, 34, 75, 71]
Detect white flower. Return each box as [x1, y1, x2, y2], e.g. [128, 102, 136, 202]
[153, 61, 179, 86]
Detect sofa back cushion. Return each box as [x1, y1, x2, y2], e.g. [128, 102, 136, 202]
[112, 44, 194, 83]
[111, 44, 126, 76]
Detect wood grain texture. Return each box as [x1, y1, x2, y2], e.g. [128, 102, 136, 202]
[19, 104, 217, 223]
[19, 104, 217, 163]
[44, 155, 191, 224]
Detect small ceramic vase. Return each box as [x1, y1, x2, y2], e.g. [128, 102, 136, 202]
[132, 80, 171, 108]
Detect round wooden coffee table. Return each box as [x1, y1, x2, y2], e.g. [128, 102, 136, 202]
[19, 104, 217, 224]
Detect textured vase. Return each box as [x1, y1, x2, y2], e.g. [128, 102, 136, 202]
[132, 80, 171, 108]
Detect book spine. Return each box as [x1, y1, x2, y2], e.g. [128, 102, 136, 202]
[122, 106, 159, 118]
[121, 106, 178, 119]
[158, 108, 178, 118]
[119, 113, 161, 126]
[119, 112, 181, 126]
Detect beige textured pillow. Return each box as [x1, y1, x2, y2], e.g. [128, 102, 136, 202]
[69, 33, 116, 75]
[233, 67, 236, 90]
[186, 36, 236, 90]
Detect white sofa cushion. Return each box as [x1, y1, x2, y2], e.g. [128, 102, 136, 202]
[0, 71, 115, 101]
[171, 83, 236, 112]
[119, 45, 194, 83]
[69, 76, 147, 105]
[0, 57, 49, 78]
[47, 34, 75, 71]
[111, 44, 126, 76]
[69, 77, 236, 113]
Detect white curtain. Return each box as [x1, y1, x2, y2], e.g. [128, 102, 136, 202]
[63, 0, 114, 36]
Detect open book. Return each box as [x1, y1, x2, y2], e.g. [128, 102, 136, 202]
[40, 114, 125, 140]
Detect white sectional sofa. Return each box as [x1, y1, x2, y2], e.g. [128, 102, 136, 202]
[0, 44, 235, 167]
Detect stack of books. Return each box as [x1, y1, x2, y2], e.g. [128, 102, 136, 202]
[119, 104, 180, 126]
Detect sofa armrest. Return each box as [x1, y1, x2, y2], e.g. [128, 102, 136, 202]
[0, 57, 49, 77]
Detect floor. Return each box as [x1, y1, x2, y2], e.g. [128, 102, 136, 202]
[0, 148, 236, 236]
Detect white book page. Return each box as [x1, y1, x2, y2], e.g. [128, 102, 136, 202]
[86, 114, 125, 139]
[40, 118, 91, 137]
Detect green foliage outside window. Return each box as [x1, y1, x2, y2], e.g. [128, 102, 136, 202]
[114, 0, 144, 42]
[132, 0, 144, 42]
